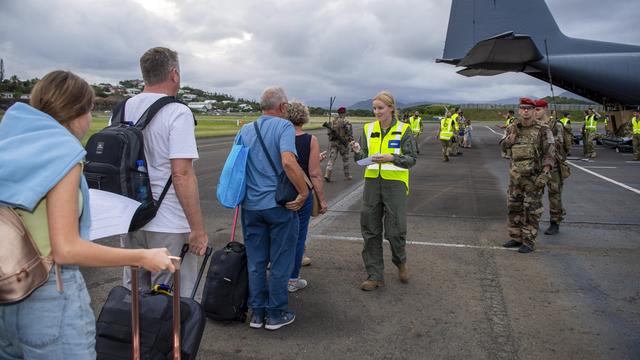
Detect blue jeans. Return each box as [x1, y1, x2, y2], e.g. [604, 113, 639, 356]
[0, 266, 96, 360]
[242, 206, 298, 318]
[290, 194, 313, 280]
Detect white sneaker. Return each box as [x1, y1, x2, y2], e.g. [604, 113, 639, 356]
[287, 279, 308, 293]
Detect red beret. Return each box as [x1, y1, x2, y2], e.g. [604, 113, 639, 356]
[519, 97, 535, 106]
[337, 107, 346, 113]
[534, 99, 548, 108]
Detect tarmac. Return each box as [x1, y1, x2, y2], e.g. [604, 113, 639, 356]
[83, 121, 640, 360]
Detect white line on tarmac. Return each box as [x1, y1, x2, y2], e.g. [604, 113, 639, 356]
[583, 166, 617, 169]
[311, 234, 511, 251]
[625, 161, 640, 164]
[567, 160, 640, 195]
[484, 126, 505, 136]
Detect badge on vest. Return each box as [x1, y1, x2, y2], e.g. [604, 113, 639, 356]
[388, 140, 401, 149]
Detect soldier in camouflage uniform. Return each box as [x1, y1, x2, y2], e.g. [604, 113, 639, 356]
[559, 112, 573, 156]
[501, 97, 556, 253]
[534, 100, 570, 235]
[324, 106, 354, 182]
[582, 108, 601, 158]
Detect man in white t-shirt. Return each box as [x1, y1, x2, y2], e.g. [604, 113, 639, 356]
[120, 47, 208, 295]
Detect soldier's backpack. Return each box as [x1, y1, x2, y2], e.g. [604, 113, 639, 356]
[84, 96, 179, 232]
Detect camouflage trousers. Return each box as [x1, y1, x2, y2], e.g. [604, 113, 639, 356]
[413, 132, 421, 153]
[633, 134, 640, 160]
[325, 141, 350, 177]
[546, 167, 565, 223]
[583, 131, 596, 157]
[507, 177, 544, 247]
[450, 135, 460, 155]
[440, 139, 452, 160]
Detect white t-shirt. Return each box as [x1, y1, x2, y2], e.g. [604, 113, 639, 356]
[123, 92, 199, 233]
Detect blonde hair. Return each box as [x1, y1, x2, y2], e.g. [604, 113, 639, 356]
[287, 100, 309, 126]
[30, 70, 94, 125]
[373, 90, 399, 122]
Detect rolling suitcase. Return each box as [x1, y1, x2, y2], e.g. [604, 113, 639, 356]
[202, 206, 249, 322]
[96, 246, 212, 360]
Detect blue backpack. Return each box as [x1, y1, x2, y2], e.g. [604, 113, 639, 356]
[216, 135, 249, 208]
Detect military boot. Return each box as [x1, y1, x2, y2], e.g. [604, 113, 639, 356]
[324, 170, 332, 182]
[345, 174, 353, 180]
[398, 263, 409, 284]
[360, 278, 384, 291]
[544, 221, 559, 235]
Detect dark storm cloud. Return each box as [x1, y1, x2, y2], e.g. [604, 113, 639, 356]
[1, 0, 637, 105]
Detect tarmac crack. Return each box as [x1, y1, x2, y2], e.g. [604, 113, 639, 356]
[477, 248, 520, 360]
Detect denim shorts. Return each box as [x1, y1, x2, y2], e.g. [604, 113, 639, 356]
[0, 266, 96, 359]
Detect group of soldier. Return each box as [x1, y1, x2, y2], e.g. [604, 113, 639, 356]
[500, 97, 572, 253]
[321, 100, 637, 257]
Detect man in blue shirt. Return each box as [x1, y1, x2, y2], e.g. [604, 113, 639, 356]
[238, 87, 308, 330]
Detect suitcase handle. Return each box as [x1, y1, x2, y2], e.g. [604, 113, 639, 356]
[131, 256, 183, 360]
[172, 244, 213, 299]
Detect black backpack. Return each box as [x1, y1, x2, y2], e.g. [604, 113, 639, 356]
[84, 96, 180, 232]
[202, 241, 249, 322]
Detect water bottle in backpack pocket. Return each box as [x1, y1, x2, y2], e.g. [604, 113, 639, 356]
[131, 160, 152, 204]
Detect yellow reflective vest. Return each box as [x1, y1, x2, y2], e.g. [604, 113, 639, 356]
[585, 114, 597, 132]
[560, 117, 570, 126]
[409, 116, 422, 134]
[451, 113, 460, 132]
[364, 120, 410, 191]
[632, 117, 640, 135]
[439, 117, 454, 141]
[505, 116, 515, 127]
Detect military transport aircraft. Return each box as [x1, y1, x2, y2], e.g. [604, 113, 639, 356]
[436, 0, 640, 131]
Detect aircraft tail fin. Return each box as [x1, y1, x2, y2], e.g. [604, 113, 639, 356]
[439, 0, 562, 62]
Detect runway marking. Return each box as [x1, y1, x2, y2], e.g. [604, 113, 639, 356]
[311, 234, 511, 251]
[484, 126, 505, 136]
[625, 161, 640, 164]
[582, 166, 617, 169]
[567, 160, 640, 195]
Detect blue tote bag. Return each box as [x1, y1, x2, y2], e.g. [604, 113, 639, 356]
[216, 135, 248, 208]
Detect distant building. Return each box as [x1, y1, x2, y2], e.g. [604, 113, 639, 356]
[182, 94, 197, 101]
[19, 94, 30, 100]
[1, 92, 13, 99]
[125, 88, 141, 96]
[187, 101, 212, 111]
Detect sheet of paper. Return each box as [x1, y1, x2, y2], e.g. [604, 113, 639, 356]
[357, 153, 382, 166]
[357, 157, 375, 166]
[88, 189, 140, 241]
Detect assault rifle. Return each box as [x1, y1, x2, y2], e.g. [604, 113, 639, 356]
[322, 120, 351, 148]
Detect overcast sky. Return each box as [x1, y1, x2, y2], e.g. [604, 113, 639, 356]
[1, 0, 639, 107]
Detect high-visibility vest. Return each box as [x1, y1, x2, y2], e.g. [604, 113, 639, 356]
[451, 113, 460, 132]
[632, 117, 640, 135]
[505, 116, 515, 127]
[439, 117, 454, 141]
[409, 116, 422, 134]
[585, 114, 597, 132]
[364, 120, 410, 191]
[560, 117, 570, 126]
